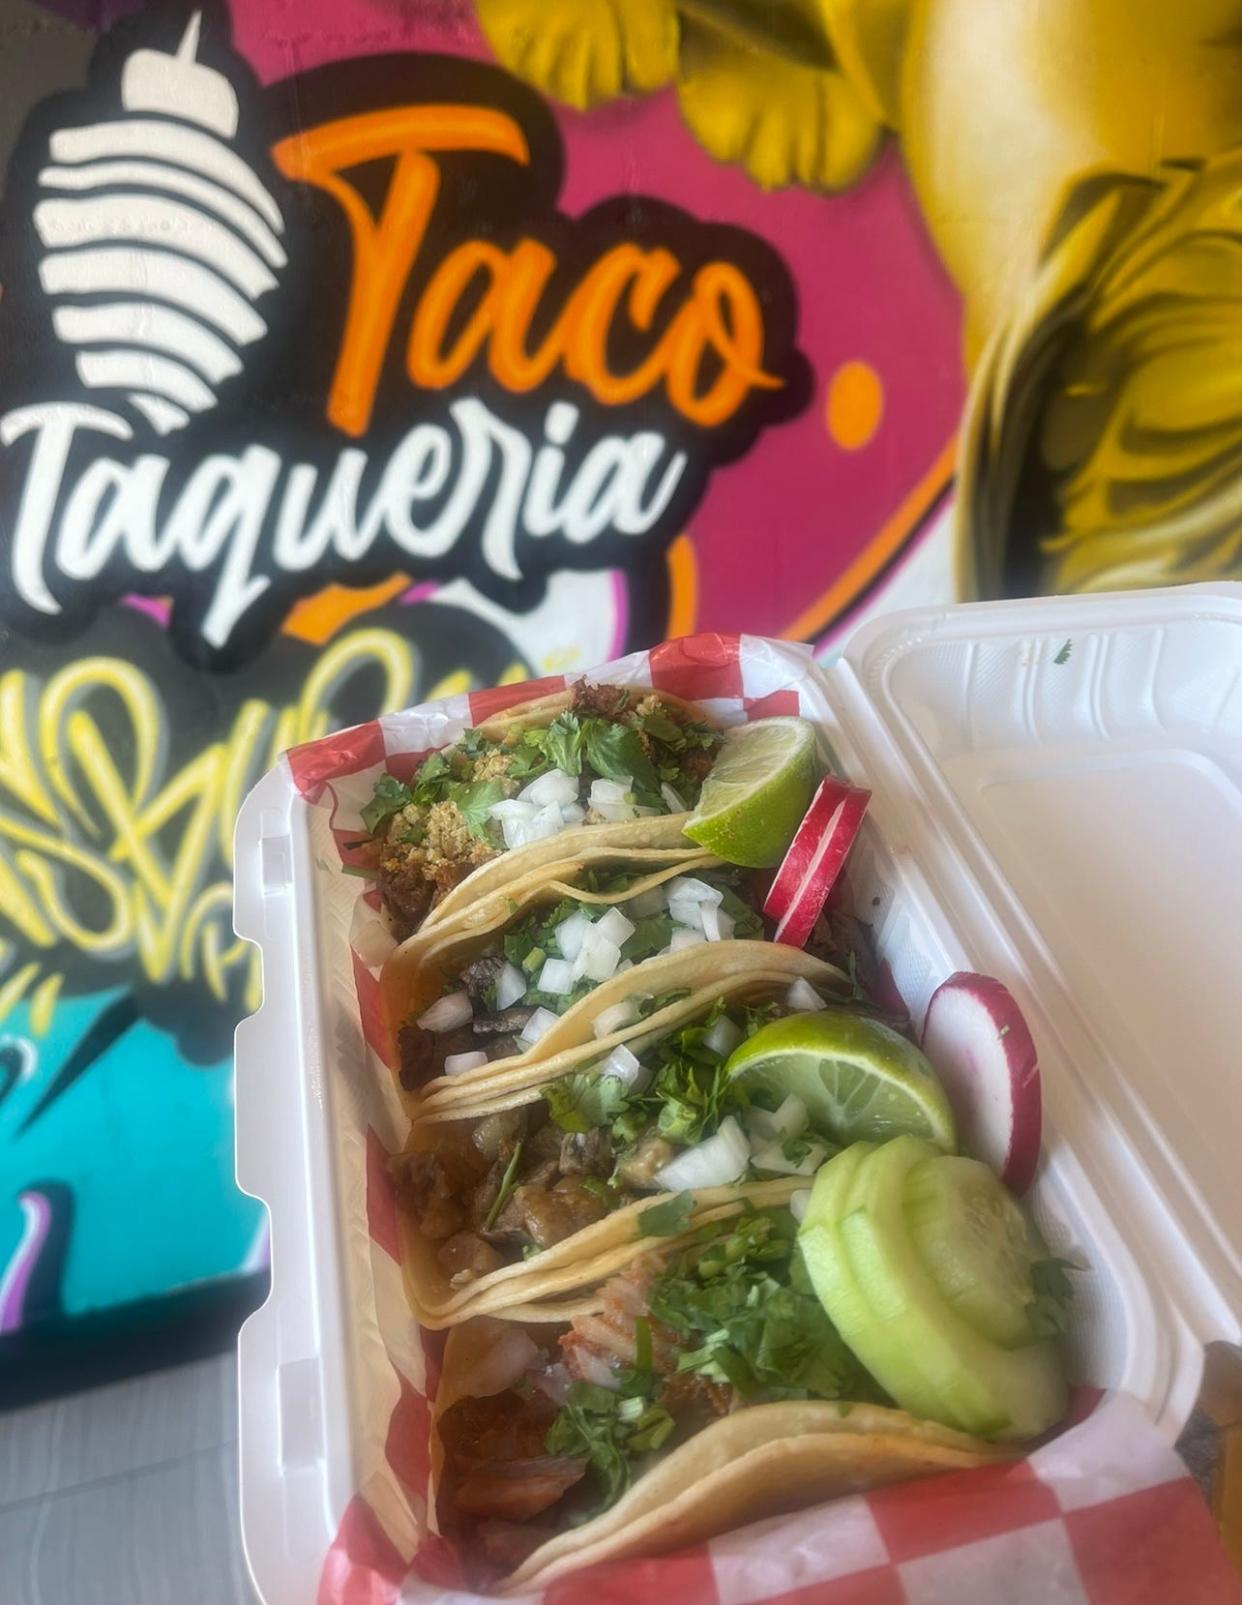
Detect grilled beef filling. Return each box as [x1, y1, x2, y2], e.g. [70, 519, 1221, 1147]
[361, 682, 722, 939]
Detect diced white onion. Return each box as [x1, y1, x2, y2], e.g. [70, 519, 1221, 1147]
[489, 799, 537, 820]
[495, 961, 528, 1010]
[529, 802, 567, 841]
[654, 1115, 750, 1191]
[667, 876, 724, 906]
[350, 908, 398, 970]
[537, 957, 576, 996]
[790, 1189, 812, 1224]
[589, 777, 637, 822]
[417, 991, 473, 1032]
[490, 797, 539, 850]
[666, 927, 706, 953]
[700, 904, 735, 943]
[519, 768, 579, 807]
[668, 895, 704, 930]
[530, 1362, 572, 1405]
[599, 1044, 649, 1089]
[660, 781, 687, 812]
[625, 884, 667, 918]
[589, 777, 633, 806]
[786, 978, 828, 1013]
[746, 1094, 809, 1143]
[519, 1006, 559, 1046]
[750, 1140, 827, 1177]
[573, 927, 622, 982]
[595, 906, 636, 947]
[560, 802, 586, 827]
[592, 999, 639, 1040]
[703, 1015, 743, 1059]
[593, 799, 639, 823]
[492, 795, 576, 848]
[572, 1347, 621, 1390]
[444, 1050, 489, 1075]
[471, 1328, 541, 1397]
[555, 911, 593, 960]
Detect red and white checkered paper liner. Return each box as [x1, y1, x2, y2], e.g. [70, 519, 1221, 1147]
[276, 633, 1238, 1605]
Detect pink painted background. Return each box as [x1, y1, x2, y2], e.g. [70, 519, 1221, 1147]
[231, 0, 965, 645]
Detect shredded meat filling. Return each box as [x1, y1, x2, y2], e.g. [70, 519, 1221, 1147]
[438, 1391, 586, 1524]
[560, 1258, 682, 1377]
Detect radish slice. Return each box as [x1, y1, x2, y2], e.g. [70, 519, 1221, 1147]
[764, 777, 871, 949]
[920, 972, 1042, 1195]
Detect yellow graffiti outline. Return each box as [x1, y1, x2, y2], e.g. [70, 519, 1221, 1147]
[0, 628, 443, 1033]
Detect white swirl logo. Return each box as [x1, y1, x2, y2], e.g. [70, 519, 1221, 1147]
[32, 12, 286, 435]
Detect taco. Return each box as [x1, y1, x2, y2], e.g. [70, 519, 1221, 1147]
[360, 680, 727, 940]
[390, 943, 856, 1325]
[429, 1203, 1012, 1594]
[382, 849, 771, 1105]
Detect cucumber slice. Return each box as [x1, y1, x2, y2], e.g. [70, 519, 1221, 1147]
[798, 1144, 949, 1424]
[903, 1155, 1041, 1349]
[840, 1137, 1066, 1441]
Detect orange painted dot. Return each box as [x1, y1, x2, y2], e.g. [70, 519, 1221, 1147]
[826, 360, 884, 451]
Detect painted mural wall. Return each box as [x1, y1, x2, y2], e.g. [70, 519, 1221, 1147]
[1, 0, 1237, 1353]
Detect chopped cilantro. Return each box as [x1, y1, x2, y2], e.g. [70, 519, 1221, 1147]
[624, 914, 678, 963]
[535, 712, 586, 776]
[545, 1382, 643, 1510]
[456, 726, 491, 760]
[636, 709, 684, 745]
[584, 720, 659, 794]
[544, 1073, 631, 1133]
[483, 1140, 524, 1230]
[505, 743, 546, 781]
[648, 1211, 880, 1404]
[637, 1192, 695, 1238]
[361, 774, 412, 835]
[411, 749, 452, 803]
[637, 988, 690, 1017]
[445, 778, 505, 839]
[1030, 1257, 1078, 1337]
[1054, 639, 1072, 665]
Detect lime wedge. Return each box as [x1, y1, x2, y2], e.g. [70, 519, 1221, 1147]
[726, 1011, 957, 1149]
[684, 716, 818, 867]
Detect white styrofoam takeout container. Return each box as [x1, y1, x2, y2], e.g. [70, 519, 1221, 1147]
[233, 582, 1242, 1605]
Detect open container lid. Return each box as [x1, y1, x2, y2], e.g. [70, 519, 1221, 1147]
[823, 581, 1242, 1361]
